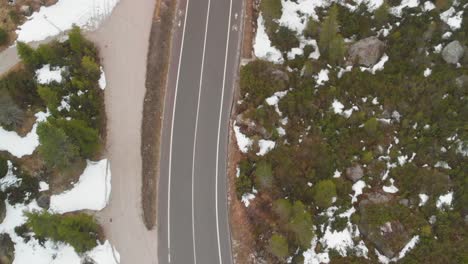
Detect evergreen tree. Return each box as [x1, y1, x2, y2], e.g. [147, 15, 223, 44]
[17, 42, 39, 66]
[37, 122, 79, 169]
[318, 5, 346, 65]
[269, 234, 289, 259]
[313, 180, 337, 208]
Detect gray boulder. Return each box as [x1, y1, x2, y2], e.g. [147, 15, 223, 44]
[345, 164, 364, 182]
[20, 5, 32, 16]
[0, 233, 14, 264]
[442, 40, 465, 64]
[0, 196, 5, 224]
[455, 75, 468, 88]
[348, 36, 385, 66]
[37, 194, 50, 210]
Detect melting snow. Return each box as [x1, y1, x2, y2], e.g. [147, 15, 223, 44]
[382, 178, 399, 193]
[50, 159, 111, 213]
[16, 0, 120, 42]
[351, 180, 366, 203]
[35, 64, 64, 84]
[233, 122, 253, 153]
[99, 66, 107, 90]
[254, 14, 283, 63]
[436, 191, 453, 209]
[423, 68, 432, 77]
[315, 69, 329, 86]
[418, 194, 429, 206]
[440, 7, 464, 30]
[257, 139, 276, 156]
[0, 111, 49, 158]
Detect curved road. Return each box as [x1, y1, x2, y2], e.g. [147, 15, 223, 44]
[158, 0, 243, 263]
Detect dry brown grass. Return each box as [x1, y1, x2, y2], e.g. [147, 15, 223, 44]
[140, 0, 176, 230]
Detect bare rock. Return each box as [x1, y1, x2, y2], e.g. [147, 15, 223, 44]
[348, 36, 385, 67]
[442, 40, 465, 64]
[20, 5, 32, 16]
[345, 164, 364, 182]
[455, 75, 468, 88]
[0, 233, 14, 264]
[37, 193, 50, 209]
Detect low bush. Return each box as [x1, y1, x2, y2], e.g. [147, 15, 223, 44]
[26, 212, 100, 253]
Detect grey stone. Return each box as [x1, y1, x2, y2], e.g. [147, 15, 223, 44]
[442, 40, 465, 64]
[20, 5, 32, 16]
[455, 75, 468, 88]
[399, 199, 409, 207]
[348, 36, 385, 67]
[37, 194, 50, 209]
[0, 233, 14, 264]
[345, 164, 364, 182]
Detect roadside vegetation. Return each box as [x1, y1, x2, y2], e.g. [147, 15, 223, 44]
[235, 0, 467, 263]
[0, 26, 107, 257]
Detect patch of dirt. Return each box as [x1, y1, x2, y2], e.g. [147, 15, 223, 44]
[0, 0, 57, 51]
[140, 0, 176, 230]
[228, 125, 257, 264]
[241, 0, 256, 59]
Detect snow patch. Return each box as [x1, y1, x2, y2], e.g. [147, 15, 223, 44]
[50, 159, 111, 213]
[98, 66, 107, 90]
[257, 139, 276, 156]
[440, 7, 464, 31]
[254, 14, 284, 63]
[0, 111, 49, 158]
[436, 191, 453, 209]
[35, 64, 64, 84]
[16, 0, 120, 42]
[418, 194, 429, 206]
[233, 122, 253, 153]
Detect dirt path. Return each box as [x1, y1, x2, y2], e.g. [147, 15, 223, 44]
[87, 0, 158, 263]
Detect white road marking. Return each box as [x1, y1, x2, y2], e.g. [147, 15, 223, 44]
[215, 0, 233, 263]
[191, 0, 212, 263]
[167, 1, 191, 263]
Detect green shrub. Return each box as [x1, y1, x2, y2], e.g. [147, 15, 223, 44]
[26, 212, 100, 253]
[269, 234, 289, 259]
[374, 1, 390, 26]
[318, 5, 346, 65]
[313, 180, 337, 208]
[0, 67, 41, 109]
[0, 92, 24, 130]
[0, 27, 8, 46]
[17, 42, 40, 67]
[37, 122, 79, 169]
[53, 118, 100, 158]
[260, 0, 282, 21]
[270, 26, 299, 52]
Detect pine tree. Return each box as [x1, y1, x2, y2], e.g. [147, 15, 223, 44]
[37, 122, 79, 169]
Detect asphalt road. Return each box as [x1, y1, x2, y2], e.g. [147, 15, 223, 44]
[158, 0, 243, 263]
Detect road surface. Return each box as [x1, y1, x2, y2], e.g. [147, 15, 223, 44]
[158, 0, 243, 263]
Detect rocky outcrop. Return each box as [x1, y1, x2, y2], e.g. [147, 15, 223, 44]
[345, 164, 364, 182]
[358, 192, 411, 258]
[455, 75, 468, 88]
[348, 36, 385, 66]
[442, 40, 465, 64]
[0, 233, 14, 264]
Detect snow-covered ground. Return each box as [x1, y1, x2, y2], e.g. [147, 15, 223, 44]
[50, 159, 111, 213]
[35, 64, 64, 84]
[16, 0, 120, 42]
[0, 111, 49, 158]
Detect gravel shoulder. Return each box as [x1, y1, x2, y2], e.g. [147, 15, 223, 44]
[87, 0, 158, 263]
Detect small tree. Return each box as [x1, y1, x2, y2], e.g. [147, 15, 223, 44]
[375, 2, 390, 26]
[37, 86, 60, 109]
[318, 5, 346, 65]
[0, 27, 8, 46]
[313, 180, 337, 208]
[0, 93, 24, 129]
[26, 212, 99, 253]
[68, 26, 86, 54]
[17, 42, 39, 66]
[54, 118, 100, 158]
[269, 234, 289, 259]
[289, 201, 314, 249]
[260, 0, 282, 21]
[37, 122, 79, 169]
[81, 56, 100, 80]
